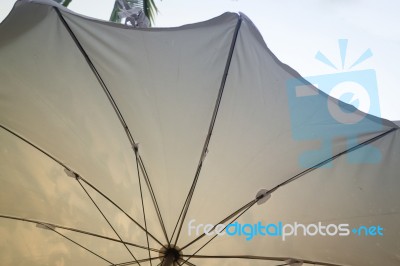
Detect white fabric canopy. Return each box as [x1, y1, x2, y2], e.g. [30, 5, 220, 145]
[0, 1, 399, 265]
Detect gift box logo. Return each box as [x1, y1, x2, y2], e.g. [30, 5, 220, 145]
[287, 39, 382, 168]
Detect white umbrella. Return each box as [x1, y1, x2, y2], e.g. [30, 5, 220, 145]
[0, 1, 399, 265]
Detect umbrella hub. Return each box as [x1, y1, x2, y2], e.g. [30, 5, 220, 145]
[159, 245, 182, 265]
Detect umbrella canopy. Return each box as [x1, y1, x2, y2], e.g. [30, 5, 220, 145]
[0, 0, 399, 265]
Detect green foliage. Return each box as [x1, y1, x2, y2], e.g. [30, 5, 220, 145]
[109, 0, 158, 26]
[62, 0, 72, 7]
[52, 0, 158, 26]
[53, 0, 72, 7]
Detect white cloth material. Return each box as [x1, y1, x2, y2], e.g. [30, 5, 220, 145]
[0, 1, 399, 265]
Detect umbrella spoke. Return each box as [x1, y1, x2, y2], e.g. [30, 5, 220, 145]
[178, 128, 398, 251]
[79, 176, 166, 248]
[180, 199, 256, 251]
[177, 129, 398, 265]
[0, 124, 165, 248]
[54, 7, 170, 245]
[76, 178, 141, 265]
[134, 150, 153, 265]
[153, 257, 196, 266]
[181, 255, 344, 266]
[137, 155, 170, 245]
[44, 223, 114, 265]
[269, 128, 398, 192]
[1, 215, 115, 265]
[178, 200, 257, 266]
[0, 214, 163, 253]
[172, 14, 243, 247]
[178, 259, 196, 266]
[112, 256, 163, 266]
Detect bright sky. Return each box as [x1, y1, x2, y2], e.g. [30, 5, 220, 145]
[1, 0, 399, 120]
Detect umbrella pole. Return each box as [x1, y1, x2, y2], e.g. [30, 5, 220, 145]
[161, 253, 175, 266]
[159, 246, 181, 266]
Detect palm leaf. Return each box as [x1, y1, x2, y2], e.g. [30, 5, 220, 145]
[109, 0, 158, 25]
[62, 0, 72, 7]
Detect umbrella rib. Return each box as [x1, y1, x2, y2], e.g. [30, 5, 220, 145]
[182, 255, 345, 266]
[172, 14, 243, 247]
[179, 128, 398, 252]
[179, 128, 398, 264]
[79, 175, 166, 248]
[54, 7, 169, 245]
[0, 124, 165, 248]
[178, 259, 197, 266]
[134, 151, 153, 265]
[46, 223, 115, 265]
[267, 127, 398, 195]
[178, 200, 257, 266]
[180, 199, 255, 251]
[0, 215, 115, 265]
[76, 178, 142, 265]
[111, 256, 163, 266]
[137, 155, 170, 245]
[0, 214, 164, 253]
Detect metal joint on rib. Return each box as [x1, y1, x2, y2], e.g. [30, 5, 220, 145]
[36, 222, 56, 231]
[132, 143, 140, 153]
[285, 259, 304, 266]
[255, 188, 271, 205]
[64, 168, 80, 180]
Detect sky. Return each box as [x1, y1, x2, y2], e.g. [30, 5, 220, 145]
[1, 0, 399, 120]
